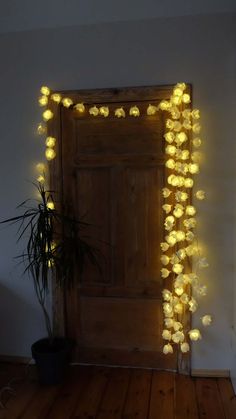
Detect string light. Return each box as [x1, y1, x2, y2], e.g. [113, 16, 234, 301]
[51, 93, 61, 103]
[129, 106, 140, 117]
[62, 98, 73, 108]
[89, 106, 99, 116]
[42, 109, 54, 121]
[40, 86, 50, 96]
[115, 107, 126, 118]
[45, 148, 56, 161]
[189, 329, 201, 341]
[99, 106, 109, 117]
[147, 104, 158, 115]
[45, 136, 56, 147]
[202, 315, 212, 326]
[38, 96, 48, 106]
[37, 123, 46, 135]
[75, 103, 85, 112]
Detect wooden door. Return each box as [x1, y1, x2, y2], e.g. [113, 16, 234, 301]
[49, 86, 178, 370]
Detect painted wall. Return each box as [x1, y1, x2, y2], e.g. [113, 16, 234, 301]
[0, 12, 236, 374]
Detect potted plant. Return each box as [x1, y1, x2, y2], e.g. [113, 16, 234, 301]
[0, 182, 101, 385]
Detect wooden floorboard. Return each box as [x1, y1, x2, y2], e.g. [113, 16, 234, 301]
[0, 364, 236, 419]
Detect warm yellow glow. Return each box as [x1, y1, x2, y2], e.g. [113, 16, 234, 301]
[45, 147, 56, 161]
[173, 204, 184, 218]
[161, 255, 170, 265]
[175, 132, 187, 145]
[182, 119, 192, 130]
[166, 119, 175, 129]
[162, 289, 172, 301]
[196, 190, 205, 200]
[129, 106, 140, 117]
[174, 303, 183, 314]
[160, 242, 169, 252]
[166, 145, 176, 156]
[175, 191, 188, 202]
[38, 95, 48, 106]
[184, 178, 194, 188]
[171, 95, 182, 106]
[37, 123, 46, 135]
[171, 108, 181, 120]
[75, 103, 85, 112]
[198, 257, 209, 268]
[62, 97, 73, 108]
[36, 162, 46, 173]
[180, 342, 190, 353]
[164, 132, 175, 143]
[89, 106, 99, 116]
[186, 231, 195, 242]
[172, 331, 185, 343]
[173, 321, 183, 331]
[40, 86, 50, 96]
[180, 293, 189, 304]
[163, 343, 173, 354]
[202, 315, 212, 326]
[189, 329, 201, 341]
[165, 215, 175, 231]
[162, 204, 172, 214]
[173, 263, 184, 274]
[159, 100, 171, 111]
[165, 318, 174, 328]
[176, 249, 186, 260]
[43, 109, 54, 121]
[189, 298, 198, 312]
[165, 159, 176, 169]
[192, 109, 200, 119]
[115, 107, 126, 118]
[99, 106, 109, 117]
[163, 302, 173, 316]
[182, 93, 191, 104]
[47, 201, 55, 210]
[193, 137, 202, 148]
[176, 231, 185, 242]
[147, 104, 158, 115]
[162, 188, 172, 198]
[173, 121, 182, 132]
[175, 287, 184, 296]
[161, 268, 171, 278]
[37, 175, 45, 183]
[182, 109, 191, 119]
[162, 330, 172, 340]
[173, 87, 183, 97]
[51, 93, 61, 103]
[192, 123, 201, 134]
[186, 205, 196, 216]
[45, 136, 56, 147]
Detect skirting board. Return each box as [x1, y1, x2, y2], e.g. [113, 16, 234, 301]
[191, 369, 230, 378]
[0, 355, 32, 364]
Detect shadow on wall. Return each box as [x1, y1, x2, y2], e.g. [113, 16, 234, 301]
[0, 281, 41, 357]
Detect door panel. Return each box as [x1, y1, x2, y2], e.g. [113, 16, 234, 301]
[49, 86, 181, 369]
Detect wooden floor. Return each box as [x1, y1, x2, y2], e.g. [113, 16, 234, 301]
[0, 364, 236, 418]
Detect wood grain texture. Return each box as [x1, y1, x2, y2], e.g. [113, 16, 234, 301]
[149, 371, 175, 419]
[195, 378, 226, 419]
[122, 369, 152, 419]
[175, 374, 198, 419]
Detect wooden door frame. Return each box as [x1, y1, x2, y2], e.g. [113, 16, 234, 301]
[47, 84, 192, 374]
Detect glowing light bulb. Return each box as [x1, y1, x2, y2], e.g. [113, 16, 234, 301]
[147, 104, 158, 115]
[47, 201, 55, 210]
[129, 106, 140, 117]
[172, 331, 185, 343]
[89, 106, 99, 116]
[159, 100, 171, 111]
[196, 190, 205, 200]
[162, 330, 172, 340]
[173, 263, 184, 274]
[161, 255, 170, 266]
[43, 109, 54, 121]
[173, 87, 183, 97]
[171, 107, 181, 120]
[175, 191, 188, 202]
[51, 93, 61, 103]
[161, 268, 171, 278]
[202, 315, 212, 326]
[163, 303, 173, 316]
[186, 205, 196, 216]
[176, 82, 186, 91]
[184, 178, 194, 188]
[180, 293, 189, 304]
[162, 188, 172, 198]
[192, 123, 201, 134]
[173, 322, 183, 331]
[166, 235, 177, 247]
[193, 138, 202, 148]
[45, 136, 56, 147]
[192, 109, 200, 119]
[173, 204, 184, 218]
[171, 95, 182, 106]
[198, 258, 209, 268]
[40, 86, 50, 96]
[36, 162, 46, 173]
[99, 106, 109, 117]
[166, 119, 175, 129]
[166, 145, 176, 156]
[180, 150, 189, 160]
[175, 287, 184, 296]
[182, 119, 192, 130]
[176, 231, 185, 242]
[180, 342, 190, 353]
[165, 318, 174, 328]
[160, 242, 169, 252]
[162, 204, 172, 214]
[182, 109, 191, 119]
[163, 343, 173, 354]
[174, 303, 183, 314]
[189, 329, 201, 341]
[191, 151, 201, 163]
[186, 231, 195, 242]
[165, 215, 175, 231]
[115, 107, 126, 118]
[37, 175, 45, 183]
[182, 93, 191, 104]
[175, 132, 187, 146]
[38, 95, 48, 106]
[173, 121, 182, 132]
[45, 148, 56, 161]
[184, 218, 197, 229]
[164, 132, 175, 143]
[62, 98, 73, 108]
[162, 289, 172, 301]
[189, 298, 198, 312]
[75, 103, 85, 112]
[176, 249, 186, 260]
[166, 159, 176, 169]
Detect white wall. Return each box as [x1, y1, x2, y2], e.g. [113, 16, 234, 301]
[0, 12, 236, 374]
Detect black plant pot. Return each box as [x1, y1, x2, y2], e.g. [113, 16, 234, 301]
[31, 337, 72, 385]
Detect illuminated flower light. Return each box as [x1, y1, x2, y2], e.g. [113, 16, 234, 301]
[196, 190, 205, 200]
[165, 215, 175, 231]
[192, 123, 201, 134]
[180, 293, 189, 304]
[99, 106, 109, 117]
[175, 162, 189, 175]
[161, 268, 171, 278]
[189, 163, 199, 174]
[170, 254, 180, 265]
[164, 132, 175, 143]
[171, 107, 181, 120]
[192, 109, 200, 119]
[173, 86, 184, 97]
[174, 303, 183, 314]
[162, 204, 172, 214]
[36, 162, 46, 173]
[159, 100, 171, 111]
[162, 188, 172, 198]
[166, 145, 176, 156]
[175, 230, 186, 242]
[172, 263, 184, 274]
[162, 289, 172, 301]
[38, 95, 48, 106]
[193, 138, 202, 148]
[173, 121, 182, 132]
[185, 245, 197, 257]
[175, 191, 188, 202]
[186, 231, 195, 242]
[183, 218, 197, 229]
[202, 315, 212, 326]
[43, 109, 54, 121]
[40, 86, 50, 96]
[175, 286, 184, 296]
[180, 342, 190, 353]
[198, 258, 209, 268]
[172, 331, 185, 343]
[171, 95, 182, 106]
[47, 201, 55, 210]
[147, 104, 158, 115]
[129, 106, 140, 117]
[37, 175, 45, 183]
[189, 329, 201, 341]
[115, 107, 126, 118]
[182, 119, 192, 130]
[160, 255, 170, 266]
[182, 93, 191, 104]
[51, 93, 61, 103]
[176, 249, 186, 260]
[166, 119, 175, 130]
[75, 103, 85, 112]
[165, 318, 174, 328]
[89, 106, 99, 116]
[163, 343, 173, 354]
[173, 204, 184, 218]
[162, 330, 172, 340]
[45, 136, 56, 147]
[189, 298, 198, 312]
[195, 285, 207, 296]
[175, 132, 188, 146]
[191, 151, 201, 163]
[45, 148, 56, 161]
[173, 322, 183, 331]
[179, 150, 190, 160]
[184, 178, 194, 188]
[186, 205, 196, 216]
[166, 159, 176, 169]
[62, 97, 73, 108]
[182, 109, 191, 119]
[160, 242, 169, 252]
[163, 302, 173, 316]
[37, 123, 46, 135]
